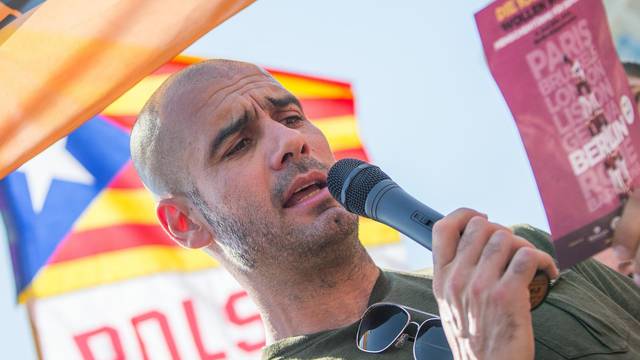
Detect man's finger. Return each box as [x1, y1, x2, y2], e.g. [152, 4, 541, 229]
[455, 216, 509, 266]
[501, 247, 559, 287]
[432, 208, 485, 271]
[612, 190, 640, 263]
[472, 232, 535, 286]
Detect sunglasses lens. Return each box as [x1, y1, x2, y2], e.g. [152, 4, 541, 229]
[357, 304, 408, 352]
[414, 319, 453, 360]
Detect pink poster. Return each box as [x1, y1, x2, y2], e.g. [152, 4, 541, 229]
[476, 0, 640, 268]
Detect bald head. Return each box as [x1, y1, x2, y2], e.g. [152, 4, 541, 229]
[130, 59, 274, 196]
[130, 58, 358, 275]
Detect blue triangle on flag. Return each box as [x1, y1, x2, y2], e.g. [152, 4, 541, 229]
[0, 116, 130, 295]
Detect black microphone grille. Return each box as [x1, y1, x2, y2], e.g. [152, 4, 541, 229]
[327, 158, 365, 200]
[327, 158, 391, 216]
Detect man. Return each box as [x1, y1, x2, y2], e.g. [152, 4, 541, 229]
[594, 61, 640, 277]
[130, 59, 640, 359]
[624, 62, 640, 109]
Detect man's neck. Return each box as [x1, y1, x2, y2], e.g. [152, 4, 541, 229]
[231, 241, 380, 344]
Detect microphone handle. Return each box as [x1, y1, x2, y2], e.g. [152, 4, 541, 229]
[363, 179, 550, 310]
[365, 179, 442, 250]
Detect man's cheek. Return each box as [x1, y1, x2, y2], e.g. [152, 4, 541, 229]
[223, 185, 254, 206]
[308, 132, 334, 159]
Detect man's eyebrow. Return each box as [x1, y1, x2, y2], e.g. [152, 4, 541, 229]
[210, 110, 251, 158]
[267, 95, 302, 109]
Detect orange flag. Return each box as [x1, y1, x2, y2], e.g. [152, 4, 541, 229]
[0, 0, 254, 179]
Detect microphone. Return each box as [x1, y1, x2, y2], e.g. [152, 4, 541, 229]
[327, 158, 443, 251]
[327, 158, 551, 310]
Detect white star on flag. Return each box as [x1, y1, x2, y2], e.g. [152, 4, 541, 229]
[18, 138, 94, 214]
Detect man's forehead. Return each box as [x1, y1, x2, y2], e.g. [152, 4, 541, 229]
[196, 78, 292, 129]
[199, 75, 286, 111]
[163, 69, 285, 120]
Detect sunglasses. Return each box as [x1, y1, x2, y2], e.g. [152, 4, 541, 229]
[356, 302, 453, 359]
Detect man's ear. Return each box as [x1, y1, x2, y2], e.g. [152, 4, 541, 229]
[156, 198, 213, 249]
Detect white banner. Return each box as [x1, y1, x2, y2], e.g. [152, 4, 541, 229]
[31, 243, 410, 360]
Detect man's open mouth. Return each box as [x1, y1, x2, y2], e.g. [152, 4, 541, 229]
[283, 178, 328, 208]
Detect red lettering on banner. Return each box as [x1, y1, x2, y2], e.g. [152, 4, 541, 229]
[73, 326, 125, 360]
[225, 291, 266, 352]
[182, 299, 227, 359]
[131, 310, 181, 360]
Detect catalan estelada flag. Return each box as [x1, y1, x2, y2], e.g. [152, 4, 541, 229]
[0, 57, 401, 359]
[0, 0, 254, 179]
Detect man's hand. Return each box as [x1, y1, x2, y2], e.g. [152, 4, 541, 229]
[612, 190, 640, 285]
[431, 208, 559, 360]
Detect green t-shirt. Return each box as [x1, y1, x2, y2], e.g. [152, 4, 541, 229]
[262, 225, 640, 359]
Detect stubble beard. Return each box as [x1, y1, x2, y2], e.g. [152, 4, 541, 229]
[189, 185, 361, 274]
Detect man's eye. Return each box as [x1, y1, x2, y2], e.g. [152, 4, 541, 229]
[225, 138, 251, 158]
[282, 115, 303, 126]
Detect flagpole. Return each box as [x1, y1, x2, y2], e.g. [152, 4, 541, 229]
[26, 300, 44, 360]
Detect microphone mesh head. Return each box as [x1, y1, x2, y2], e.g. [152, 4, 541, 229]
[327, 158, 364, 200]
[327, 158, 391, 216]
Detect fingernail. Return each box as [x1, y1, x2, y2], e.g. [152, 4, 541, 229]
[634, 274, 640, 287]
[611, 245, 627, 259]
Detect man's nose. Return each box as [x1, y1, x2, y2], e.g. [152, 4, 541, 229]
[268, 123, 309, 170]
